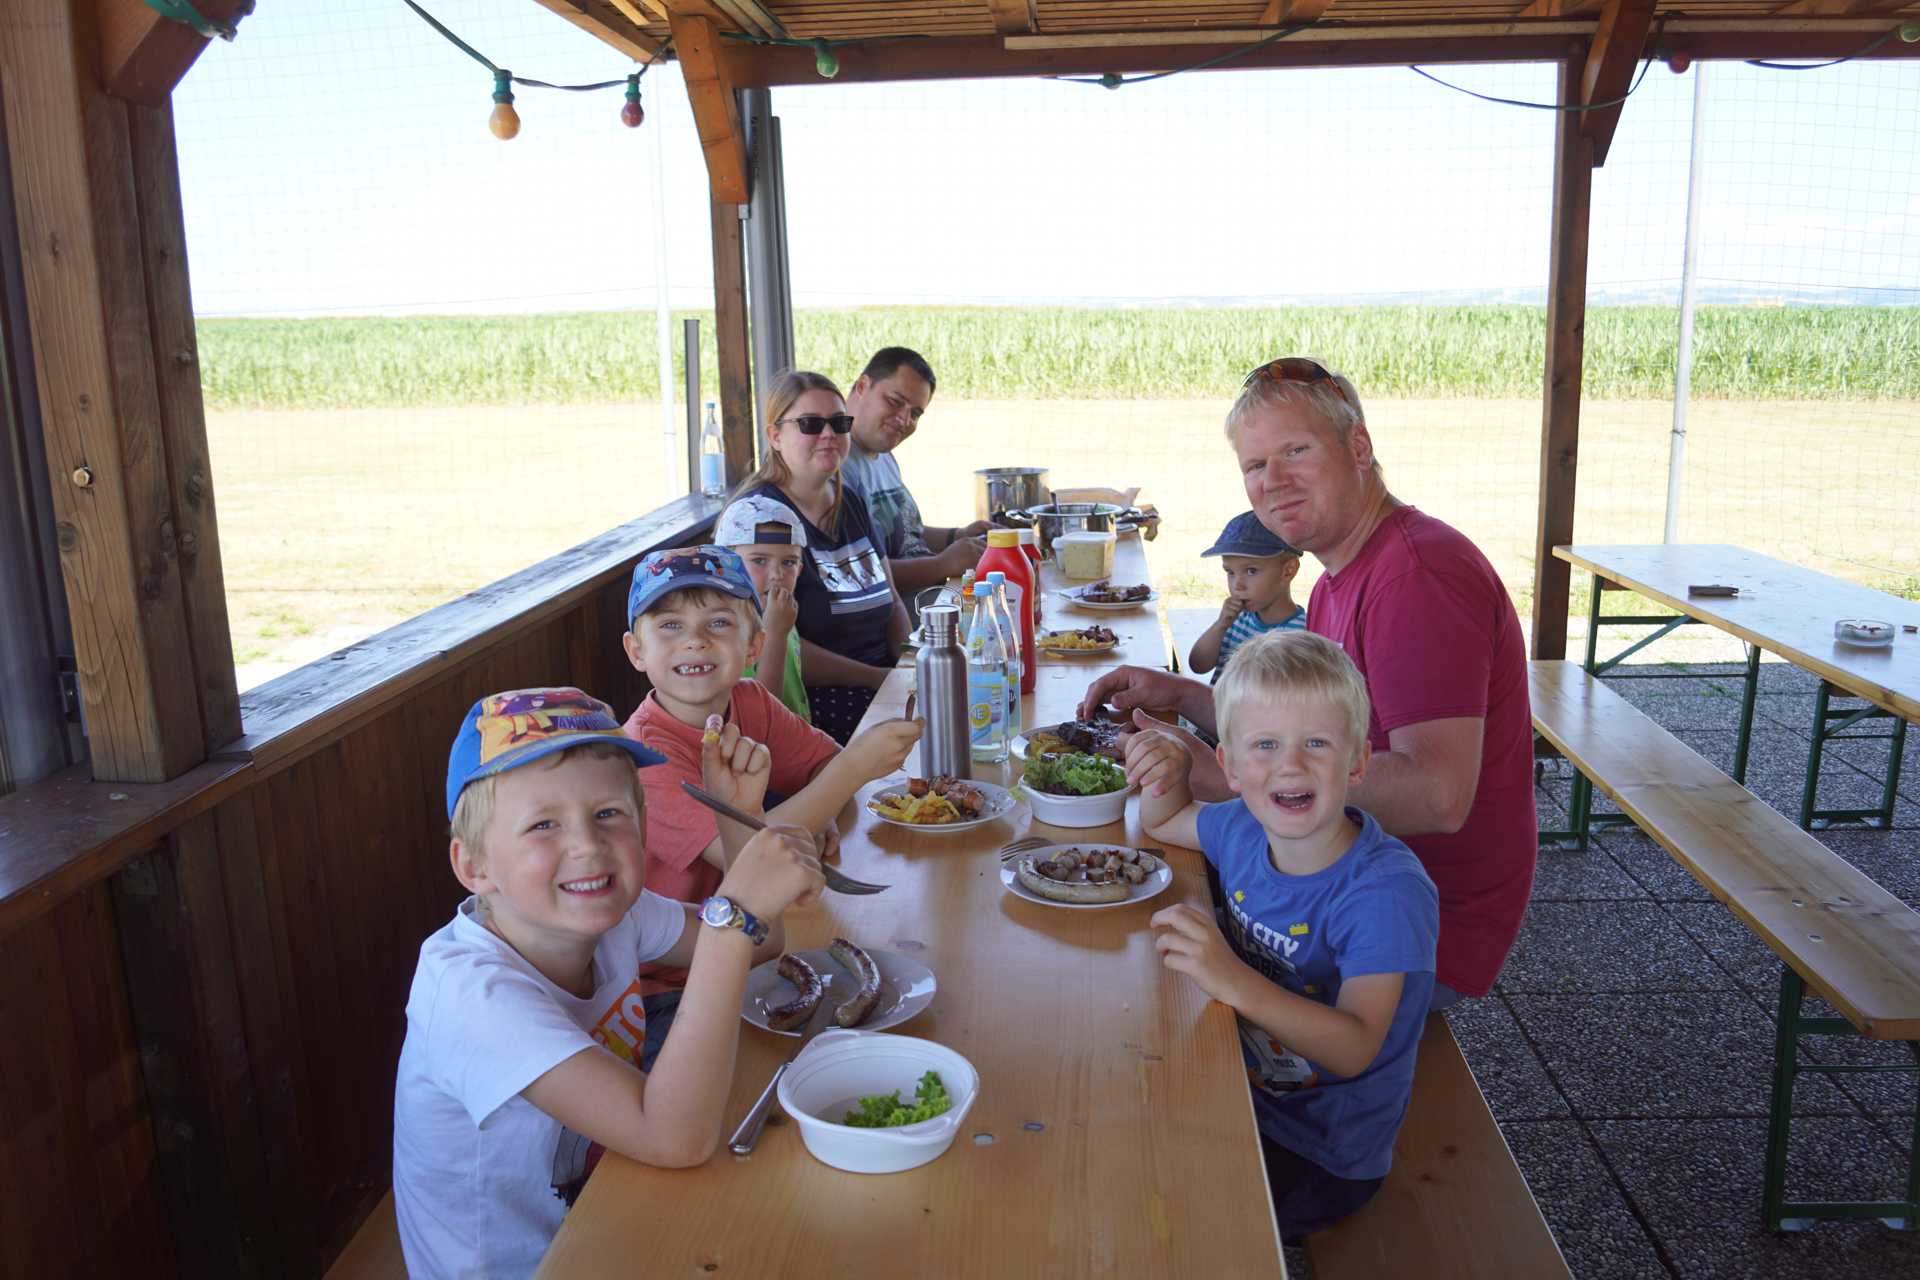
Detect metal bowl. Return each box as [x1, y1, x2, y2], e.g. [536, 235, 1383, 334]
[1020, 502, 1127, 557]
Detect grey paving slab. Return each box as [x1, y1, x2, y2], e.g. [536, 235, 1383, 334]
[1499, 1119, 1666, 1280]
[1529, 838, 1652, 902]
[1815, 828, 1920, 898]
[1590, 1117, 1920, 1280]
[1446, 997, 1571, 1120]
[1598, 828, 1719, 903]
[1662, 901, 1786, 1002]
[1506, 992, 1854, 1118]
[1802, 1033, 1920, 1125]
[1282, 1242, 1310, 1278]
[1499, 902, 1732, 994]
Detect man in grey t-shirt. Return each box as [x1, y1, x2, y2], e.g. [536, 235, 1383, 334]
[841, 347, 989, 602]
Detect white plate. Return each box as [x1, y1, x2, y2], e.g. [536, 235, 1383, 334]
[1060, 585, 1159, 612]
[1034, 631, 1121, 656]
[1000, 845, 1174, 911]
[865, 778, 1020, 832]
[743, 947, 936, 1036]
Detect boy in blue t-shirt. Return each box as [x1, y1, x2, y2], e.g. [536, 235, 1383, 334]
[1126, 628, 1438, 1240]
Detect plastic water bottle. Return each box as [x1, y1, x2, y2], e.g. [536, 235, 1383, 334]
[966, 585, 1010, 763]
[983, 572, 1023, 742]
[700, 401, 725, 498]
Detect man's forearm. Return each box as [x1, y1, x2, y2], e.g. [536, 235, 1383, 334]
[889, 554, 953, 593]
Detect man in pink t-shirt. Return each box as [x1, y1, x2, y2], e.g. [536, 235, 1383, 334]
[1083, 359, 1534, 1005]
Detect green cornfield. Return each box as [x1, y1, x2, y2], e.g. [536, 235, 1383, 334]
[195, 305, 1920, 409]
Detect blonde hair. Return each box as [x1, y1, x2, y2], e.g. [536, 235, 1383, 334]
[1224, 365, 1383, 480]
[732, 370, 848, 535]
[1212, 630, 1371, 760]
[450, 741, 646, 867]
[630, 583, 761, 637]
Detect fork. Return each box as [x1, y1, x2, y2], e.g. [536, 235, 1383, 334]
[997, 836, 1049, 863]
[678, 782, 891, 895]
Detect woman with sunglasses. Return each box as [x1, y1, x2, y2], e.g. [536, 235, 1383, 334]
[724, 370, 909, 744]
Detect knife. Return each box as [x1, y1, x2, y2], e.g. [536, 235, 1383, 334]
[728, 977, 840, 1155]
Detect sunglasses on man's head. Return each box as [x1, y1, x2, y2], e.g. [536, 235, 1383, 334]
[776, 413, 855, 436]
[1242, 357, 1357, 410]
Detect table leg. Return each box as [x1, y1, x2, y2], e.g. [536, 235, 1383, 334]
[1733, 642, 1761, 786]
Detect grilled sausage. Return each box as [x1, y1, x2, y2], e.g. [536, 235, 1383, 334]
[1015, 857, 1129, 904]
[765, 954, 823, 1031]
[828, 937, 883, 1028]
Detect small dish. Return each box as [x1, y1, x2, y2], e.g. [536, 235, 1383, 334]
[743, 947, 936, 1036]
[1833, 618, 1896, 648]
[865, 778, 1020, 831]
[999, 845, 1173, 911]
[1019, 777, 1133, 829]
[1034, 628, 1121, 655]
[1060, 585, 1159, 612]
[778, 1030, 979, 1174]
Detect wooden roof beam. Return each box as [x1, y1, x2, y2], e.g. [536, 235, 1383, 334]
[987, 1, 1036, 34]
[96, 0, 253, 106]
[1261, 0, 1338, 22]
[532, 0, 661, 61]
[668, 9, 749, 204]
[1517, 0, 1603, 17]
[1579, 0, 1656, 166]
[1770, 0, 1908, 12]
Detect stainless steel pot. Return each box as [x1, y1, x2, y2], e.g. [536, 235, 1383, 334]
[1021, 501, 1125, 558]
[974, 467, 1050, 523]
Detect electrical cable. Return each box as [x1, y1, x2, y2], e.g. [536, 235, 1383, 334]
[398, 0, 668, 92]
[1744, 27, 1897, 70]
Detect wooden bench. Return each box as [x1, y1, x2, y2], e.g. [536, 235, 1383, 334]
[1529, 658, 1920, 1230]
[1165, 606, 1216, 675]
[1309, 1014, 1571, 1278]
[324, 1190, 405, 1280]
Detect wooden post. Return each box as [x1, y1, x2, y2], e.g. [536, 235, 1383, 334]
[0, 0, 240, 780]
[1531, 54, 1593, 661]
[710, 195, 754, 483]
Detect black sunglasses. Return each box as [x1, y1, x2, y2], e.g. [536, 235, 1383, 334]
[776, 413, 854, 436]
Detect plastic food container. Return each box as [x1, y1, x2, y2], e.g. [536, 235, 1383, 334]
[1022, 780, 1132, 829]
[777, 1030, 979, 1174]
[1055, 530, 1117, 581]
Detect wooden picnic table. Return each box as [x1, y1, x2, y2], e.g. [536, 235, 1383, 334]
[538, 534, 1286, 1278]
[1556, 543, 1920, 720]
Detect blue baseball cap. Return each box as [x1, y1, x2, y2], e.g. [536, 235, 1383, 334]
[1203, 511, 1299, 559]
[445, 686, 664, 818]
[626, 544, 762, 626]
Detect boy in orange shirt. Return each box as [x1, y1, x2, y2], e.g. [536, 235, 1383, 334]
[619, 545, 919, 1066]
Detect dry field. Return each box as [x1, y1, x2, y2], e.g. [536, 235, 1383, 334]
[209, 398, 1920, 688]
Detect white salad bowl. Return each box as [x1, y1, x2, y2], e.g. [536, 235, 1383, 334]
[776, 1030, 979, 1174]
[1020, 779, 1133, 829]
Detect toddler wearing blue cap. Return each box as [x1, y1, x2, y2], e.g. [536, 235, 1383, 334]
[1189, 511, 1307, 684]
[392, 686, 825, 1277]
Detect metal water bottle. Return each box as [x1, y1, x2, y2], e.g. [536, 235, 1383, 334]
[914, 604, 971, 779]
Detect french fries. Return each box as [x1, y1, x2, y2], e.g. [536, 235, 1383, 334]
[867, 791, 964, 825]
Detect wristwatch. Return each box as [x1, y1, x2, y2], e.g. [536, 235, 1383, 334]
[699, 895, 768, 945]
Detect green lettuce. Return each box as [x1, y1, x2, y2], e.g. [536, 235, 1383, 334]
[1025, 750, 1127, 797]
[842, 1070, 952, 1129]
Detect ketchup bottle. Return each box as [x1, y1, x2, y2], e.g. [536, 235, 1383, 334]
[978, 530, 1037, 693]
[1016, 528, 1043, 625]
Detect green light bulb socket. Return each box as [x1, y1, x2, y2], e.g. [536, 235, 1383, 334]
[492, 69, 514, 105]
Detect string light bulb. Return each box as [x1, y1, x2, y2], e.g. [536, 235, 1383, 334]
[1901, 21, 1920, 42]
[812, 38, 839, 79]
[489, 69, 520, 140]
[1666, 52, 1691, 73]
[621, 73, 644, 127]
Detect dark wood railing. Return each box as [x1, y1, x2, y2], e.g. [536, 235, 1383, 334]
[0, 495, 718, 1276]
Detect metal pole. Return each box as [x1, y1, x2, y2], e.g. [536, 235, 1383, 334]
[743, 88, 794, 432]
[652, 84, 677, 507]
[1665, 63, 1708, 545]
[684, 317, 701, 495]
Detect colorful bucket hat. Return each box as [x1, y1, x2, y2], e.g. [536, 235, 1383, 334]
[445, 686, 664, 818]
[626, 544, 762, 626]
[1202, 511, 1300, 559]
[713, 493, 809, 549]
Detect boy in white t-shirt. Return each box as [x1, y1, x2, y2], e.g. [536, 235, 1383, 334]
[393, 686, 824, 1278]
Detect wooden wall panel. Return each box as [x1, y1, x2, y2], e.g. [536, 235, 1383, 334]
[0, 884, 171, 1275]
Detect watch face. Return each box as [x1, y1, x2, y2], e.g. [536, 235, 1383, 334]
[701, 897, 734, 927]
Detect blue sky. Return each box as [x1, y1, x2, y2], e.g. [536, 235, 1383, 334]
[171, 2, 1920, 315]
